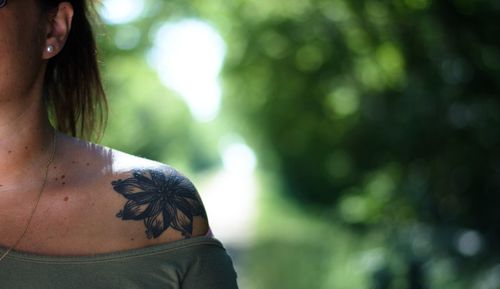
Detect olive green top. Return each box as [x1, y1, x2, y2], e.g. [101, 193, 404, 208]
[0, 237, 238, 289]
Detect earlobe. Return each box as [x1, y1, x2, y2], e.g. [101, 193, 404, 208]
[43, 2, 74, 59]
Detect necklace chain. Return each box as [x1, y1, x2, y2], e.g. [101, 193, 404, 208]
[0, 130, 57, 262]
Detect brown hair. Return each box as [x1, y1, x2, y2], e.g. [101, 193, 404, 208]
[43, 0, 107, 140]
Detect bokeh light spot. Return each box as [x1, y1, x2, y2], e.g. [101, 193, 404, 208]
[456, 230, 482, 256]
[295, 45, 324, 72]
[376, 42, 406, 85]
[114, 25, 141, 50]
[340, 195, 369, 223]
[260, 30, 290, 59]
[327, 86, 360, 117]
[148, 19, 226, 122]
[100, 0, 145, 25]
[222, 142, 257, 176]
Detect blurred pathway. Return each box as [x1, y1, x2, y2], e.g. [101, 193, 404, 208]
[199, 168, 258, 289]
[199, 168, 258, 246]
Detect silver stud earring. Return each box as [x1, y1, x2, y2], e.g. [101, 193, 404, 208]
[46, 45, 55, 53]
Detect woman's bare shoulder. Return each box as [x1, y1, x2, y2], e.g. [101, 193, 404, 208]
[59, 136, 210, 252]
[108, 148, 210, 242]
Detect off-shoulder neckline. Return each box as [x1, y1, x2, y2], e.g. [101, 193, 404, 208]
[0, 236, 223, 264]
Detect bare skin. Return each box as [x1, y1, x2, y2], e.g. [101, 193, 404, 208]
[0, 0, 208, 256]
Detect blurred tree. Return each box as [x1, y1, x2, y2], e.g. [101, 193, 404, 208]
[222, 0, 500, 245]
[216, 0, 500, 287]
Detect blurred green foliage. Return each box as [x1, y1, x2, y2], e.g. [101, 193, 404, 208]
[219, 0, 500, 287]
[97, 0, 500, 288]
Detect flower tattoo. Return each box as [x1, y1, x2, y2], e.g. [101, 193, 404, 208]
[112, 169, 207, 239]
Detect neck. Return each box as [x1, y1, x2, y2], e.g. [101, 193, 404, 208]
[0, 96, 54, 189]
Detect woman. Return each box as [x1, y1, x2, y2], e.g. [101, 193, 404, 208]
[0, 0, 238, 288]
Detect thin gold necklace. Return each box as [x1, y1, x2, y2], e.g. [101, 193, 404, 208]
[0, 130, 57, 262]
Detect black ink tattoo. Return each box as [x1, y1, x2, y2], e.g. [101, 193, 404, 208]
[112, 169, 207, 239]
